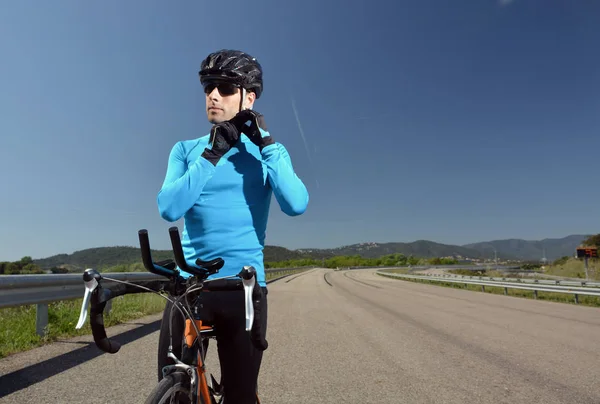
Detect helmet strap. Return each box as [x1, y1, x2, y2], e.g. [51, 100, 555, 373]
[239, 88, 247, 112]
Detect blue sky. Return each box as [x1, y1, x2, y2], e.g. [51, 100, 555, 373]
[1, 0, 599, 261]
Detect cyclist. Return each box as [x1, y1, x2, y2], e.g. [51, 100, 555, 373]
[155, 49, 309, 403]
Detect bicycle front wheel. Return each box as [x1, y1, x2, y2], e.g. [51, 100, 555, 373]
[145, 371, 193, 404]
[145, 371, 216, 404]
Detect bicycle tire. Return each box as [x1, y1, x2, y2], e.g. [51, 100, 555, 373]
[144, 371, 214, 404]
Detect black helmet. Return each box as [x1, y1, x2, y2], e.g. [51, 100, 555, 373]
[199, 49, 263, 99]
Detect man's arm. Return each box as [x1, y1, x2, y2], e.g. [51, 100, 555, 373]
[261, 142, 309, 216]
[157, 141, 216, 222]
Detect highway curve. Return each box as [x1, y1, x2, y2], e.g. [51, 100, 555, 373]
[1, 268, 599, 403]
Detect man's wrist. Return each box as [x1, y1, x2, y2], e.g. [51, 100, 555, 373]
[259, 136, 275, 152]
[201, 147, 222, 166]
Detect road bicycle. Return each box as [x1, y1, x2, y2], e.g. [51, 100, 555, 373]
[75, 226, 264, 403]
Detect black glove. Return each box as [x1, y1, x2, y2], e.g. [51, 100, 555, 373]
[201, 121, 241, 166]
[232, 110, 275, 151]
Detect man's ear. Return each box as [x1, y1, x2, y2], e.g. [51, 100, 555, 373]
[243, 91, 256, 110]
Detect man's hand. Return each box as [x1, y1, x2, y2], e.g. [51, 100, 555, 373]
[231, 110, 275, 151]
[201, 121, 241, 166]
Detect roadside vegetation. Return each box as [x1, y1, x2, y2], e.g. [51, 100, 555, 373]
[542, 256, 599, 280]
[265, 254, 460, 269]
[1, 253, 460, 275]
[0, 292, 166, 359]
[444, 257, 599, 281]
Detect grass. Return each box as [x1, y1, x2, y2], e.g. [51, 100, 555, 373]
[0, 268, 307, 359]
[377, 272, 600, 308]
[542, 258, 599, 281]
[440, 259, 600, 282]
[0, 293, 166, 359]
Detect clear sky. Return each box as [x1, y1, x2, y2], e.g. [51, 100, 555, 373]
[1, 0, 599, 261]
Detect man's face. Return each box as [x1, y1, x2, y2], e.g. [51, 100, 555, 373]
[204, 82, 244, 124]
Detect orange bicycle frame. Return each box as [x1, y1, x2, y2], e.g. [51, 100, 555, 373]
[184, 318, 213, 403]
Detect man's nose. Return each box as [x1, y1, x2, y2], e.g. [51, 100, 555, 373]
[208, 87, 221, 100]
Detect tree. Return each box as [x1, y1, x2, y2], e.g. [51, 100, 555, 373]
[20, 263, 43, 274]
[4, 262, 20, 275]
[582, 234, 600, 248]
[51, 267, 69, 274]
[408, 255, 420, 266]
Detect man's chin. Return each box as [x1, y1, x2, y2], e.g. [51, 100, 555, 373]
[207, 112, 223, 124]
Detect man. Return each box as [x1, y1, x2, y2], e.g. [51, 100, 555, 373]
[155, 49, 309, 403]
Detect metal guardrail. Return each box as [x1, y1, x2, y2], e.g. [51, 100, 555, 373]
[0, 266, 311, 336]
[377, 271, 600, 304]
[423, 273, 600, 288]
[345, 264, 527, 272]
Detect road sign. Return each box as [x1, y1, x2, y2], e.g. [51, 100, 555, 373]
[576, 246, 598, 258]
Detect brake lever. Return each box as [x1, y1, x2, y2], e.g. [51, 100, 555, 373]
[75, 269, 100, 329]
[239, 266, 256, 331]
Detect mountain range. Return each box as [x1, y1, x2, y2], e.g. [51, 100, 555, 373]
[30, 234, 589, 271]
[296, 235, 586, 262]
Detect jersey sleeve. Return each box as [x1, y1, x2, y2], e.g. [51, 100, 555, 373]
[157, 141, 216, 222]
[260, 142, 309, 216]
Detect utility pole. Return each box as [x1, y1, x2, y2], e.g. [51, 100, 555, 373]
[541, 247, 548, 266]
[494, 249, 497, 269]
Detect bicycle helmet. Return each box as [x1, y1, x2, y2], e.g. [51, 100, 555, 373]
[199, 49, 264, 99]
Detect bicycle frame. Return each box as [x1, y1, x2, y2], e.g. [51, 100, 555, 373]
[75, 226, 262, 404]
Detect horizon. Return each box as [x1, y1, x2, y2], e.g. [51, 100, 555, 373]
[18, 232, 590, 261]
[1, 1, 598, 262]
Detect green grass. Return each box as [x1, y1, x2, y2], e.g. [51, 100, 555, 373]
[542, 257, 599, 281]
[377, 272, 600, 308]
[0, 293, 167, 359]
[0, 269, 307, 359]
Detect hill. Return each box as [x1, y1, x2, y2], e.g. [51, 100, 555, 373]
[33, 245, 305, 271]
[30, 234, 588, 271]
[297, 240, 498, 260]
[463, 235, 586, 262]
[33, 247, 174, 271]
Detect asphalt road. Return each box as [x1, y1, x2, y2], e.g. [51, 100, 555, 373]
[1, 268, 599, 403]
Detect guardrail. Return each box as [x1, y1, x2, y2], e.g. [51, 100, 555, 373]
[345, 264, 527, 272]
[377, 271, 600, 304]
[422, 273, 600, 288]
[0, 266, 311, 336]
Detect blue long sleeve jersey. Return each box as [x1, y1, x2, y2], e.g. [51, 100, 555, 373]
[157, 133, 309, 287]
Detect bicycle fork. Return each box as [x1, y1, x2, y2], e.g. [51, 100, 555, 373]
[161, 318, 213, 404]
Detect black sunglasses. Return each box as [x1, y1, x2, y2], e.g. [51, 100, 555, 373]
[203, 82, 240, 96]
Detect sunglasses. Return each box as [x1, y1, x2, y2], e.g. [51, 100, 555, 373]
[203, 82, 240, 96]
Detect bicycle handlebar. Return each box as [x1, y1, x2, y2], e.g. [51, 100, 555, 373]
[139, 229, 178, 278]
[77, 266, 172, 354]
[76, 227, 264, 355]
[83, 269, 120, 353]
